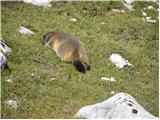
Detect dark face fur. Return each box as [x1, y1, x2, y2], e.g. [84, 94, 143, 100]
[42, 32, 54, 45]
[72, 59, 90, 73]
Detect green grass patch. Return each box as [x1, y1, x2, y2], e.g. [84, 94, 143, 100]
[1, 1, 159, 118]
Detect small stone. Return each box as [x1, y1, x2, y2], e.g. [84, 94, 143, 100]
[146, 19, 156, 23]
[5, 78, 13, 83]
[101, 22, 106, 25]
[5, 100, 18, 109]
[121, 10, 125, 13]
[23, 0, 51, 7]
[49, 77, 57, 81]
[0, 38, 12, 54]
[47, 4, 52, 7]
[70, 18, 77, 22]
[146, 17, 151, 20]
[0, 52, 7, 69]
[110, 91, 115, 95]
[157, 8, 159, 12]
[109, 53, 132, 69]
[18, 26, 35, 35]
[101, 77, 116, 82]
[112, 9, 125, 13]
[147, 6, 154, 10]
[142, 11, 147, 17]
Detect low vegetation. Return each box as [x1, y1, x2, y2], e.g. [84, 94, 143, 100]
[1, 1, 159, 118]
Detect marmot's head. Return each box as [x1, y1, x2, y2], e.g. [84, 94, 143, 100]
[42, 32, 55, 45]
[72, 58, 90, 73]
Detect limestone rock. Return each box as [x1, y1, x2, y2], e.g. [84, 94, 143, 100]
[75, 93, 156, 119]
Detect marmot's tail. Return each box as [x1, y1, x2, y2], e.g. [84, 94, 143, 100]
[72, 58, 86, 73]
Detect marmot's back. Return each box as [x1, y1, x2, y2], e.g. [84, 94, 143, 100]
[54, 32, 84, 60]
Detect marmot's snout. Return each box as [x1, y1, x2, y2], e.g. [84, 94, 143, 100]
[42, 32, 54, 44]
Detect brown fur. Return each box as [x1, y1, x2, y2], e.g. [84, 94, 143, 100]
[43, 31, 90, 72]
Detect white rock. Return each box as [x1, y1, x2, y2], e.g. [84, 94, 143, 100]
[5, 78, 13, 83]
[0, 38, 12, 54]
[100, 22, 106, 25]
[144, 5, 157, 11]
[0, 38, 11, 69]
[18, 26, 35, 35]
[70, 18, 77, 22]
[75, 93, 156, 119]
[101, 77, 116, 82]
[5, 100, 18, 109]
[147, 5, 155, 10]
[145, 17, 156, 23]
[121, 0, 134, 11]
[109, 54, 132, 69]
[142, 11, 147, 17]
[0, 52, 7, 69]
[143, 16, 157, 23]
[121, 10, 125, 13]
[144, 0, 159, 4]
[146, 19, 157, 23]
[110, 91, 115, 95]
[49, 77, 57, 81]
[147, 0, 157, 1]
[146, 16, 152, 20]
[112, 9, 125, 13]
[23, 0, 51, 7]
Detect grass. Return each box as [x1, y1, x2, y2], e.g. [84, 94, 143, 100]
[1, 1, 159, 118]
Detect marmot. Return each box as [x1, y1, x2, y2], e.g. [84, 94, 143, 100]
[42, 31, 90, 73]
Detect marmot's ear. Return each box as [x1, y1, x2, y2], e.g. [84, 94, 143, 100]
[42, 32, 55, 44]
